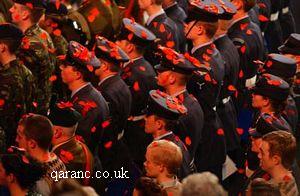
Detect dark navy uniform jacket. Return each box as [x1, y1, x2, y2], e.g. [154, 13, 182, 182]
[96, 75, 133, 173]
[71, 83, 109, 153]
[145, 11, 180, 65]
[164, 2, 187, 53]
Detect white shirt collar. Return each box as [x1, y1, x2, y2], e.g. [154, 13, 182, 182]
[71, 82, 90, 98]
[171, 89, 187, 98]
[191, 41, 213, 54]
[154, 131, 173, 141]
[213, 33, 226, 41]
[98, 74, 116, 87]
[51, 136, 75, 152]
[228, 15, 249, 30]
[123, 56, 143, 68]
[146, 9, 165, 26]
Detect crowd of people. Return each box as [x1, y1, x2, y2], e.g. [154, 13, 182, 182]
[0, 0, 299, 195]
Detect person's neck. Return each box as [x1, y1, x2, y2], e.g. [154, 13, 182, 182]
[166, 85, 186, 96]
[52, 135, 73, 147]
[0, 54, 17, 66]
[68, 80, 88, 92]
[153, 129, 170, 139]
[214, 28, 227, 38]
[18, 21, 35, 33]
[163, 1, 175, 9]
[260, 106, 274, 114]
[146, 4, 163, 16]
[30, 149, 52, 163]
[192, 36, 211, 47]
[8, 184, 28, 196]
[99, 71, 117, 82]
[269, 165, 291, 183]
[157, 174, 174, 184]
[231, 11, 247, 24]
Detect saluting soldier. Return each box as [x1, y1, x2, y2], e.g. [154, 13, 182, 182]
[94, 36, 136, 195]
[163, 0, 187, 52]
[184, 0, 226, 179]
[144, 89, 195, 179]
[0, 23, 26, 147]
[60, 41, 109, 152]
[10, 0, 56, 115]
[155, 46, 204, 165]
[139, 0, 180, 65]
[49, 101, 94, 186]
[213, 0, 244, 173]
[115, 18, 158, 169]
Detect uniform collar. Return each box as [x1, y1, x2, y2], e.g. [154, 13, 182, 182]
[214, 34, 226, 42]
[154, 131, 173, 141]
[98, 74, 116, 87]
[147, 9, 165, 26]
[24, 23, 39, 35]
[71, 82, 90, 98]
[159, 176, 180, 189]
[228, 15, 249, 30]
[170, 89, 187, 98]
[52, 136, 76, 152]
[124, 56, 143, 67]
[191, 40, 213, 54]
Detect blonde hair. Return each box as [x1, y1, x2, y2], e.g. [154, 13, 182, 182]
[147, 140, 183, 175]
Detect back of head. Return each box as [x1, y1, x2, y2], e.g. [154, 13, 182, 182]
[262, 131, 296, 169]
[148, 140, 183, 176]
[250, 178, 281, 196]
[50, 178, 89, 196]
[0, 151, 46, 190]
[134, 177, 168, 196]
[22, 114, 53, 151]
[180, 172, 227, 196]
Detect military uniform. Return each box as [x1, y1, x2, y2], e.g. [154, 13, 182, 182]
[146, 89, 194, 179]
[17, 23, 56, 114]
[261, 54, 298, 133]
[264, 0, 283, 52]
[0, 24, 27, 146]
[63, 41, 110, 152]
[145, 9, 180, 65]
[248, 74, 292, 171]
[116, 18, 158, 168]
[154, 46, 204, 163]
[164, 2, 187, 52]
[94, 36, 133, 175]
[279, 0, 296, 41]
[185, 1, 226, 179]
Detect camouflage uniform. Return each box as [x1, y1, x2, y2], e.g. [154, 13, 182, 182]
[15, 58, 36, 114]
[17, 24, 56, 114]
[51, 34, 68, 56]
[0, 60, 25, 146]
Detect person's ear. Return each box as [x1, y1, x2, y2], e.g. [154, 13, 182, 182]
[28, 139, 37, 149]
[232, 0, 243, 10]
[272, 155, 281, 166]
[196, 24, 205, 36]
[21, 8, 30, 21]
[7, 173, 15, 184]
[126, 43, 135, 54]
[53, 127, 63, 139]
[155, 118, 164, 130]
[262, 97, 271, 107]
[169, 73, 176, 85]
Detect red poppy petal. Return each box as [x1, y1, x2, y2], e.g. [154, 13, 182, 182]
[104, 141, 113, 149]
[185, 137, 192, 146]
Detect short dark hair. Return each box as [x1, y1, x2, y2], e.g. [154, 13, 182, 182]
[262, 131, 296, 169]
[21, 114, 53, 150]
[153, 0, 164, 5]
[268, 97, 287, 115]
[22, 5, 45, 24]
[250, 178, 281, 196]
[154, 116, 176, 131]
[0, 38, 22, 53]
[197, 21, 218, 38]
[0, 153, 45, 190]
[71, 64, 93, 82]
[134, 177, 167, 196]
